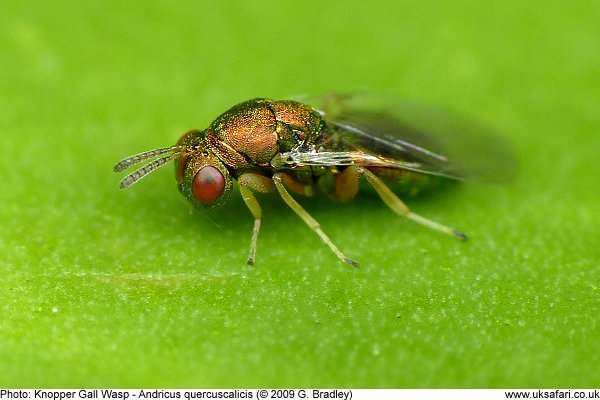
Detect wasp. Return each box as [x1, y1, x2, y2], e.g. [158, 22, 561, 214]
[114, 93, 514, 268]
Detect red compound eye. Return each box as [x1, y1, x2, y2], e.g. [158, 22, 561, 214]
[192, 166, 225, 204]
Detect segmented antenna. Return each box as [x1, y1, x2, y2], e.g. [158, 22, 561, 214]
[113, 146, 183, 189]
[113, 147, 180, 172]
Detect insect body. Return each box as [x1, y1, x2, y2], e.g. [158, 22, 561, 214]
[114, 94, 514, 268]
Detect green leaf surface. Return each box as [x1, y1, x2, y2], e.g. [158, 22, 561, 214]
[1, 0, 599, 388]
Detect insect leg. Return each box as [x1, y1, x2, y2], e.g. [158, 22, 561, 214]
[356, 167, 467, 240]
[238, 173, 276, 266]
[275, 173, 315, 196]
[272, 172, 359, 268]
[333, 166, 360, 202]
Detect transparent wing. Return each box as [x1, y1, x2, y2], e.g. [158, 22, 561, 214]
[289, 93, 517, 182]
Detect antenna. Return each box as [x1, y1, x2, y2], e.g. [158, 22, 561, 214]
[113, 146, 183, 189]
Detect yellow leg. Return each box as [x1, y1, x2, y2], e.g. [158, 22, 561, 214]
[356, 167, 467, 240]
[238, 173, 276, 266]
[272, 172, 359, 268]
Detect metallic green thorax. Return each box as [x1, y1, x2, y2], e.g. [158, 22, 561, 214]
[206, 98, 324, 168]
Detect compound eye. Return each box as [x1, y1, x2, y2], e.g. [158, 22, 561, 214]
[192, 166, 225, 204]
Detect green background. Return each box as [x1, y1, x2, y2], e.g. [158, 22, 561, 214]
[2, 0, 599, 388]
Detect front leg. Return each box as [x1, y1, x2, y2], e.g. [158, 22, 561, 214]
[239, 171, 358, 268]
[238, 173, 276, 265]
